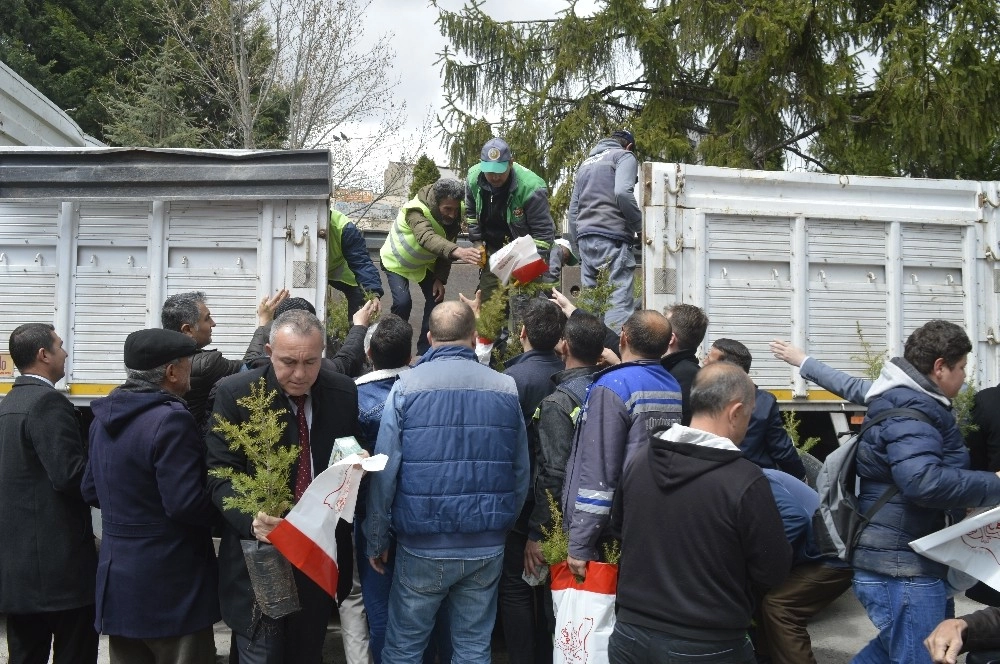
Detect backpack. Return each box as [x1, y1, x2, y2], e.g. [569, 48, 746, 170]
[814, 407, 932, 562]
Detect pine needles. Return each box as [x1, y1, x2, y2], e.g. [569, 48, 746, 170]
[209, 378, 298, 517]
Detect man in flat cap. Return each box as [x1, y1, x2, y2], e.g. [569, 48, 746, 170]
[465, 137, 555, 302]
[568, 130, 642, 334]
[81, 328, 221, 664]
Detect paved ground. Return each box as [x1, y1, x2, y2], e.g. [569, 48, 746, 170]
[0, 590, 981, 663]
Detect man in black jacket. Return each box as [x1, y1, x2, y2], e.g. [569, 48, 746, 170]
[0, 323, 98, 664]
[162, 289, 286, 429]
[660, 303, 708, 425]
[207, 310, 365, 664]
[500, 297, 566, 664]
[610, 362, 791, 663]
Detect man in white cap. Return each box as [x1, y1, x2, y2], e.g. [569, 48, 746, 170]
[465, 137, 555, 302]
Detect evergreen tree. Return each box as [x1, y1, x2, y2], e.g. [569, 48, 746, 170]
[409, 154, 442, 198]
[434, 0, 1000, 201]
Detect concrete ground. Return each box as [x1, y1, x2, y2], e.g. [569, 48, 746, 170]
[0, 590, 981, 663]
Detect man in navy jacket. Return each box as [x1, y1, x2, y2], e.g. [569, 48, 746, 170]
[82, 328, 219, 663]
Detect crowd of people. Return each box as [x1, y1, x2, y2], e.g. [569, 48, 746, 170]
[4, 134, 1000, 664]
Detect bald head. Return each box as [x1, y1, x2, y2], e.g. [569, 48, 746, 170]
[428, 301, 477, 349]
[621, 310, 672, 360]
[688, 362, 757, 444]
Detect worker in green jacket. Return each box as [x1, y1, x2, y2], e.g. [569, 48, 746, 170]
[380, 178, 481, 355]
[465, 138, 556, 302]
[328, 209, 384, 317]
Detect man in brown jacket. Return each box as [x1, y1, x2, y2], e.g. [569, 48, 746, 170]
[379, 177, 480, 355]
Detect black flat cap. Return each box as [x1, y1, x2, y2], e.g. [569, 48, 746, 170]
[124, 329, 200, 370]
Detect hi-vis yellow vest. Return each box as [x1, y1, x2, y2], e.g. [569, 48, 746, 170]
[380, 198, 446, 282]
[327, 210, 357, 286]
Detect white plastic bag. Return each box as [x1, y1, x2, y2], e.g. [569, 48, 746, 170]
[910, 505, 1000, 592]
[550, 561, 618, 664]
[489, 235, 548, 285]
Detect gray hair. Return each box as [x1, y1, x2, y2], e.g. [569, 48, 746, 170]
[269, 309, 325, 344]
[432, 177, 465, 203]
[689, 362, 756, 417]
[161, 291, 206, 331]
[126, 363, 172, 384]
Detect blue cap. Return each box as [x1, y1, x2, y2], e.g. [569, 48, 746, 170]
[480, 138, 512, 174]
[612, 130, 635, 147]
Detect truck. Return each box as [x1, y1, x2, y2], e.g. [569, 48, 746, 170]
[0, 147, 332, 406]
[638, 163, 1000, 442]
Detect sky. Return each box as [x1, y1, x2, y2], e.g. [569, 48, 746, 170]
[361, 0, 600, 164]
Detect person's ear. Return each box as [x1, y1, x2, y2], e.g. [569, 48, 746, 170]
[265, 343, 273, 358]
[519, 325, 527, 341]
[932, 357, 946, 376]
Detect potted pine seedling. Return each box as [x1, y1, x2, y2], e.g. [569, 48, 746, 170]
[210, 378, 301, 619]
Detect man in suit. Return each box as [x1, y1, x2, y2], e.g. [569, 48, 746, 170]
[207, 309, 364, 664]
[0, 323, 98, 664]
[82, 328, 220, 663]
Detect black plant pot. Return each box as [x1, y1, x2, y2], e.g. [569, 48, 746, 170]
[241, 540, 301, 619]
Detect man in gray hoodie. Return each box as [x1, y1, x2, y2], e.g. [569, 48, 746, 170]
[568, 130, 642, 334]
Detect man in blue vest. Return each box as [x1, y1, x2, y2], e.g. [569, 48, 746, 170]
[365, 301, 529, 664]
[466, 138, 555, 302]
[328, 209, 384, 317]
[568, 130, 642, 334]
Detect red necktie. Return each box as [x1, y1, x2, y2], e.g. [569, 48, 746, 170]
[292, 394, 311, 501]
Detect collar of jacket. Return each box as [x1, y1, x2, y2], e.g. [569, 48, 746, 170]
[416, 344, 477, 365]
[355, 366, 409, 386]
[593, 358, 664, 380]
[661, 347, 698, 372]
[504, 349, 561, 370]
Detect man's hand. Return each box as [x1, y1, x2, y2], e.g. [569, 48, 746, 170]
[567, 555, 589, 581]
[598, 347, 621, 368]
[252, 512, 283, 544]
[459, 290, 483, 319]
[524, 539, 546, 578]
[769, 339, 807, 367]
[369, 550, 389, 575]
[451, 246, 483, 266]
[432, 280, 446, 303]
[352, 298, 380, 327]
[258, 289, 290, 325]
[550, 288, 577, 318]
[924, 618, 967, 664]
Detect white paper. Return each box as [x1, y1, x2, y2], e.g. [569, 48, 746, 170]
[910, 504, 1000, 591]
[332, 453, 388, 472]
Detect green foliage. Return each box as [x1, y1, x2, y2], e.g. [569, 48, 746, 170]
[435, 0, 1000, 203]
[600, 539, 621, 565]
[574, 264, 613, 319]
[476, 286, 510, 343]
[0, 0, 167, 142]
[409, 155, 441, 199]
[326, 290, 351, 343]
[783, 409, 820, 455]
[851, 322, 887, 381]
[954, 381, 979, 439]
[539, 490, 569, 565]
[208, 378, 298, 517]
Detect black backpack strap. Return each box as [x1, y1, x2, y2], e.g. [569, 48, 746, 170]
[857, 407, 934, 520]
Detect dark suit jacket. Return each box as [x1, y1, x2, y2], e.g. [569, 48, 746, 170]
[0, 376, 96, 613]
[82, 385, 220, 638]
[206, 365, 362, 637]
[661, 348, 700, 426]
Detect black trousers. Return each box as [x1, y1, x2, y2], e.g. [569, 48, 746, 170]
[5, 605, 99, 664]
[499, 530, 554, 664]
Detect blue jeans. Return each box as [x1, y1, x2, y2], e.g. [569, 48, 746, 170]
[384, 268, 435, 355]
[609, 621, 755, 663]
[382, 547, 503, 664]
[354, 522, 451, 664]
[578, 235, 637, 334]
[852, 569, 951, 664]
